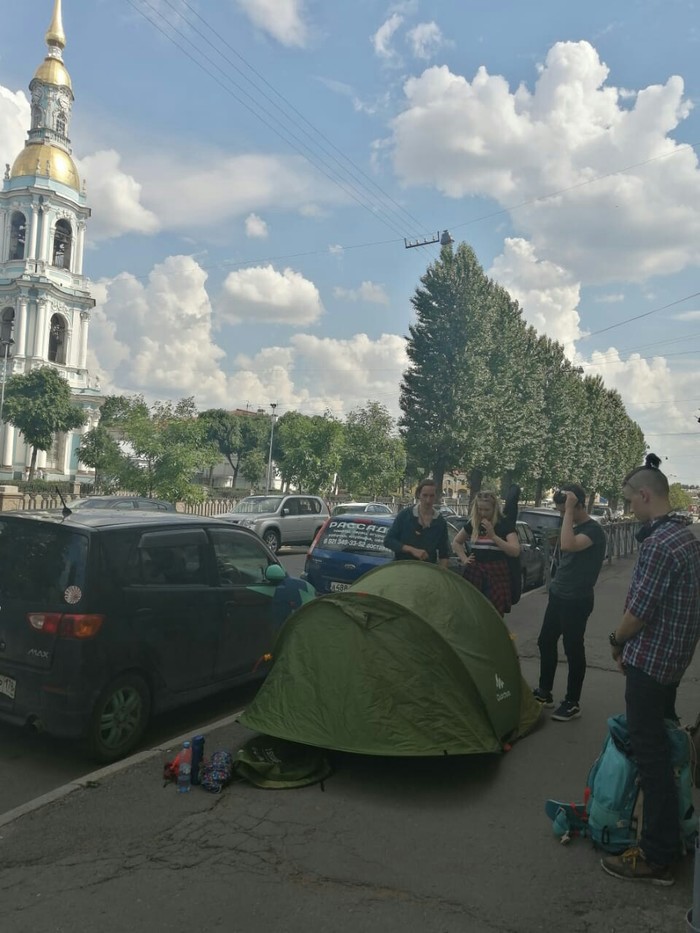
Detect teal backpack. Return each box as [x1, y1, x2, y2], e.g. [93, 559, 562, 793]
[546, 714, 697, 854]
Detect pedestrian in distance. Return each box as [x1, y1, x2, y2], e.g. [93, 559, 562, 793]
[452, 490, 520, 616]
[383, 478, 450, 567]
[601, 453, 700, 886]
[533, 482, 606, 721]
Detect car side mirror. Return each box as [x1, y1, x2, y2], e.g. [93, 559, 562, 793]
[281, 507, 290, 516]
[265, 564, 286, 583]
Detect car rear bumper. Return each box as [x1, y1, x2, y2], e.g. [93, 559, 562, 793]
[0, 666, 91, 738]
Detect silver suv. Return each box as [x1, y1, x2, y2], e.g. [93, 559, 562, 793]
[222, 494, 329, 553]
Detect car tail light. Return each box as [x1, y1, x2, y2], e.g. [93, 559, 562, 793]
[307, 518, 330, 558]
[27, 613, 105, 639]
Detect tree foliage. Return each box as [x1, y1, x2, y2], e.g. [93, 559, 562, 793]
[274, 410, 343, 494]
[198, 408, 269, 487]
[339, 401, 405, 498]
[669, 482, 692, 511]
[400, 242, 648, 501]
[3, 367, 87, 479]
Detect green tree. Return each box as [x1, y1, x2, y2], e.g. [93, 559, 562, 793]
[76, 423, 124, 492]
[199, 408, 268, 488]
[3, 367, 86, 479]
[669, 482, 692, 511]
[274, 410, 343, 494]
[240, 449, 267, 489]
[340, 401, 406, 498]
[103, 395, 217, 503]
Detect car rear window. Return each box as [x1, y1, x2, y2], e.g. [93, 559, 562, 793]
[518, 511, 562, 531]
[317, 519, 392, 555]
[0, 519, 88, 604]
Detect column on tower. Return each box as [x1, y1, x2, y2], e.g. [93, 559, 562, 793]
[16, 297, 28, 357]
[75, 223, 85, 275]
[2, 424, 15, 469]
[40, 207, 52, 263]
[34, 298, 48, 357]
[28, 203, 40, 260]
[79, 310, 89, 369]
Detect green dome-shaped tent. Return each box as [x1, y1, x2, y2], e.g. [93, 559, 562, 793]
[241, 561, 541, 756]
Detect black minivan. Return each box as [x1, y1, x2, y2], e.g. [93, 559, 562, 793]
[0, 511, 315, 761]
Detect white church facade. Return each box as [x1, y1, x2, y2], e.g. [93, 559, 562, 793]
[0, 0, 101, 482]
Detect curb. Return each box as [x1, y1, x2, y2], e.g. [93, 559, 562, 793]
[0, 707, 246, 830]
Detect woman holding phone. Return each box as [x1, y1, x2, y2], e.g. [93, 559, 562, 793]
[452, 490, 520, 616]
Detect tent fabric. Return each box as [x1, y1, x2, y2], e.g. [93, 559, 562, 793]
[241, 561, 542, 757]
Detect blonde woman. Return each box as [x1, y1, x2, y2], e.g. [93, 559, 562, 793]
[452, 491, 520, 616]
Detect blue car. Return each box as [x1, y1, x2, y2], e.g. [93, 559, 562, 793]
[303, 514, 463, 593]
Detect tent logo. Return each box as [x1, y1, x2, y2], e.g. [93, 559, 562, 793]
[495, 672, 511, 702]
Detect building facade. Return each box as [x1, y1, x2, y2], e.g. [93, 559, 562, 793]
[0, 0, 100, 481]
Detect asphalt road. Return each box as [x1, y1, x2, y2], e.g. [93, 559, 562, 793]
[0, 547, 308, 816]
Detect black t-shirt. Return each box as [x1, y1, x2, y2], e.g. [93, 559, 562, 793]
[550, 518, 606, 599]
[464, 517, 516, 563]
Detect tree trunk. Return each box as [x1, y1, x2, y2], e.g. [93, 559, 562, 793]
[468, 467, 483, 507]
[534, 477, 543, 507]
[29, 446, 38, 481]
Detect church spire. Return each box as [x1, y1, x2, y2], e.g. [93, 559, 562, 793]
[45, 0, 67, 54]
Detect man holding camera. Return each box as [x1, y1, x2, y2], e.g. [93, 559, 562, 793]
[533, 483, 606, 721]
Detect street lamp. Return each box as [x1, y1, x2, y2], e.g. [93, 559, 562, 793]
[0, 336, 15, 427]
[265, 402, 277, 494]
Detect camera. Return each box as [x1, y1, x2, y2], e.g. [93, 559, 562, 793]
[553, 490, 567, 505]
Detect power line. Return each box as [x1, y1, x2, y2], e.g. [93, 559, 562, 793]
[578, 291, 700, 340]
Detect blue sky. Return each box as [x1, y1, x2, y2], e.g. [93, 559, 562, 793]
[2, 0, 700, 482]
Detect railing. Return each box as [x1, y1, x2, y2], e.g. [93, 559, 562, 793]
[539, 519, 643, 590]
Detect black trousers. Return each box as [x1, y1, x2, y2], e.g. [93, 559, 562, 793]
[625, 665, 680, 865]
[537, 592, 594, 703]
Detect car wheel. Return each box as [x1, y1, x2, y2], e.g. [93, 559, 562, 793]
[263, 529, 280, 553]
[87, 672, 151, 763]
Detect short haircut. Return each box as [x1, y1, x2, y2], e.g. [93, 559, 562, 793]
[623, 453, 669, 496]
[415, 478, 437, 497]
[560, 482, 586, 506]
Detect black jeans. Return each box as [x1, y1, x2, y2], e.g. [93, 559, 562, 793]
[537, 592, 594, 703]
[625, 665, 680, 865]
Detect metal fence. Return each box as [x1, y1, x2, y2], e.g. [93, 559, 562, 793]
[539, 519, 642, 590]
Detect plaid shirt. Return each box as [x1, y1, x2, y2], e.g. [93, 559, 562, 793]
[622, 517, 700, 684]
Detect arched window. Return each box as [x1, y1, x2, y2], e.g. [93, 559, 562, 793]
[55, 111, 66, 137]
[1, 308, 14, 354]
[9, 212, 26, 261]
[53, 219, 72, 269]
[31, 105, 42, 129]
[48, 314, 67, 365]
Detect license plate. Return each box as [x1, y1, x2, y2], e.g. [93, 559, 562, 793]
[0, 675, 16, 700]
[330, 581, 350, 592]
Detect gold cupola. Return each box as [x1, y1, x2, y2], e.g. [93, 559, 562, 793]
[10, 0, 80, 192]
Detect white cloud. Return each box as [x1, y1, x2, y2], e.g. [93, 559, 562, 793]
[489, 238, 582, 356]
[219, 265, 324, 325]
[0, 85, 30, 170]
[595, 293, 625, 303]
[328, 244, 344, 256]
[407, 22, 445, 60]
[89, 256, 228, 401]
[389, 41, 700, 285]
[131, 152, 341, 230]
[672, 310, 700, 320]
[245, 213, 268, 238]
[236, 0, 308, 47]
[79, 150, 160, 241]
[333, 281, 390, 305]
[372, 13, 403, 60]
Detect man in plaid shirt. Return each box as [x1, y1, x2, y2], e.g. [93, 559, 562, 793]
[602, 455, 700, 886]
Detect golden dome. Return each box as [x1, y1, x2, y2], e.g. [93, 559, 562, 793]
[11, 142, 80, 191]
[33, 56, 72, 91]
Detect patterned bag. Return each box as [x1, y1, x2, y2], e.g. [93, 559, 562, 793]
[200, 750, 234, 794]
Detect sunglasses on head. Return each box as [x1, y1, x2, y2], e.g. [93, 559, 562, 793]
[476, 493, 495, 501]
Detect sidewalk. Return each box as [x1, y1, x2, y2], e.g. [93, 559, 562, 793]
[0, 556, 697, 933]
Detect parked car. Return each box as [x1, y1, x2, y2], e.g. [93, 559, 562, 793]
[67, 496, 176, 512]
[515, 520, 546, 589]
[437, 505, 469, 529]
[517, 507, 562, 547]
[590, 505, 613, 523]
[303, 514, 466, 594]
[0, 510, 315, 762]
[331, 502, 394, 516]
[222, 494, 330, 553]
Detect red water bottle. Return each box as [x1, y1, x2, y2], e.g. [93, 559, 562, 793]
[177, 741, 192, 793]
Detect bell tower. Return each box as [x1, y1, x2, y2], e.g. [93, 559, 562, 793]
[0, 0, 100, 480]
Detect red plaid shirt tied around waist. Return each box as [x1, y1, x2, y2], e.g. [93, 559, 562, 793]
[622, 518, 700, 684]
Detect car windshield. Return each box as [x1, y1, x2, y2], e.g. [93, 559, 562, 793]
[0, 520, 88, 603]
[318, 519, 392, 555]
[519, 510, 562, 530]
[230, 497, 284, 515]
[333, 504, 368, 515]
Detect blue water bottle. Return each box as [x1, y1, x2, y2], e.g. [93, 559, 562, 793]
[191, 734, 205, 786]
[177, 740, 192, 793]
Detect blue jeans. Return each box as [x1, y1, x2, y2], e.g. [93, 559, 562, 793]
[537, 592, 594, 703]
[625, 665, 680, 865]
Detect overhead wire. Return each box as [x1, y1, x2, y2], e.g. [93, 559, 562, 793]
[125, 0, 436, 256]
